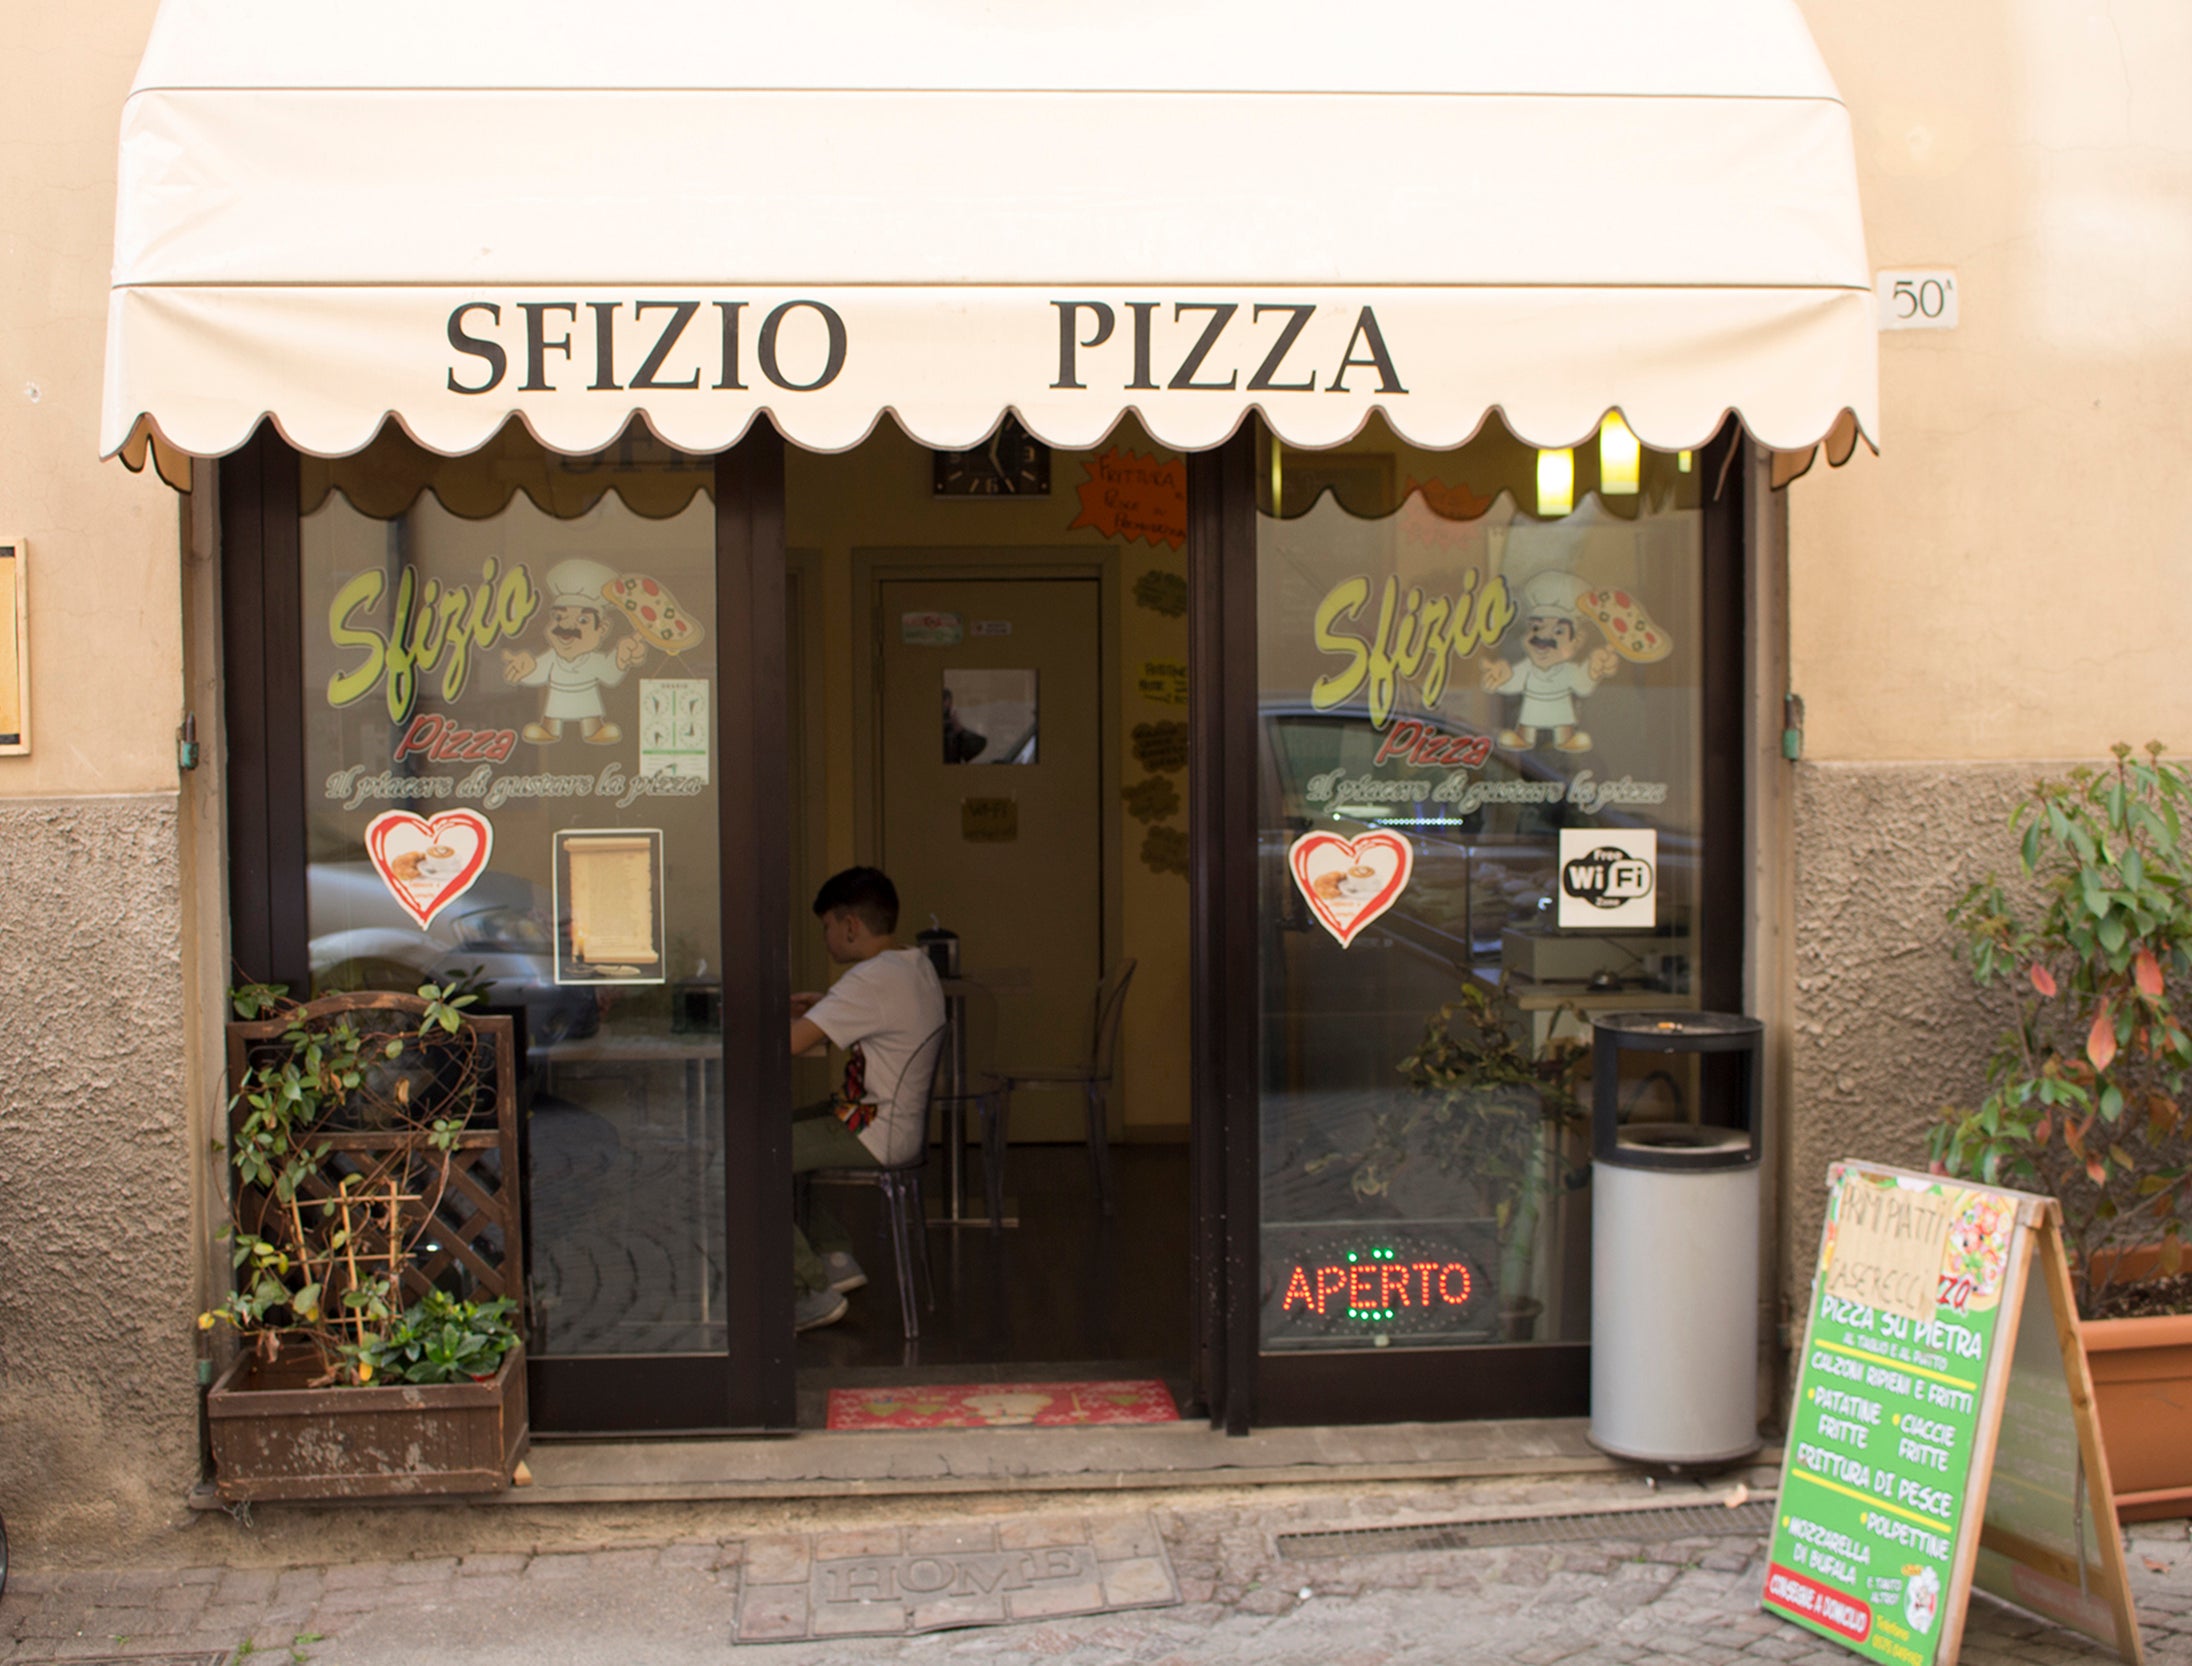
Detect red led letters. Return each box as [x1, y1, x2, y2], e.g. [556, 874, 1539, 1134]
[1281, 1258, 1475, 1317]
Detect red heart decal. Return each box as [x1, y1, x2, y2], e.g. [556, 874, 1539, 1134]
[1289, 829, 1415, 949]
[364, 809, 495, 929]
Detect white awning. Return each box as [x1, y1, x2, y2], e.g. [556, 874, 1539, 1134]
[103, 0, 1876, 462]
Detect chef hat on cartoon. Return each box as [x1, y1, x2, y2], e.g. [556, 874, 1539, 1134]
[542, 558, 620, 612]
[1519, 569, 1588, 623]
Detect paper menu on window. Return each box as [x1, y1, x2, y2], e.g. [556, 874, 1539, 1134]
[555, 830, 664, 982]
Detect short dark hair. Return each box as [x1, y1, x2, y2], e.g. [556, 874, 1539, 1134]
[812, 867, 899, 935]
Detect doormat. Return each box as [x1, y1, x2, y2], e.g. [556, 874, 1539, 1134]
[825, 1379, 1178, 1430]
[734, 1513, 1177, 1640]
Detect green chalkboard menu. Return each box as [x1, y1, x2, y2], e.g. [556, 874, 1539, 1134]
[1764, 1162, 2143, 1666]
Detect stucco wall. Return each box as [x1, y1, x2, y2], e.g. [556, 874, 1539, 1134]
[0, 794, 198, 1550]
[1791, 0, 2192, 761]
[1783, 761, 2062, 1321]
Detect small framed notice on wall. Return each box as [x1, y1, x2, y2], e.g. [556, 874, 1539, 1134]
[0, 538, 26, 755]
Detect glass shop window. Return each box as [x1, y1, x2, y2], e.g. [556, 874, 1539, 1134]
[1256, 415, 1707, 1354]
[296, 423, 727, 1357]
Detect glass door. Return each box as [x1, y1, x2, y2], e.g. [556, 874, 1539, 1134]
[1246, 416, 1741, 1422]
[228, 423, 796, 1432]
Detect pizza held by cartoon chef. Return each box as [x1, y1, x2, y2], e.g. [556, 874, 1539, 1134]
[603, 573, 705, 655]
[500, 558, 654, 745]
[1478, 569, 1671, 753]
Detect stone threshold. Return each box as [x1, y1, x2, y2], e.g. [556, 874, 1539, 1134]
[186, 1416, 1782, 1509]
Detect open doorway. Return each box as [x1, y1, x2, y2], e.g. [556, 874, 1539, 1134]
[782, 420, 1195, 1428]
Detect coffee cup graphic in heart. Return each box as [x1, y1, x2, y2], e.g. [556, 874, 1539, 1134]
[1288, 830, 1414, 948]
[365, 809, 495, 929]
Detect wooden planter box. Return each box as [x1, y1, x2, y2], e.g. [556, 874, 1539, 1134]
[2081, 1313, 2192, 1522]
[207, 1343, 528, 1502]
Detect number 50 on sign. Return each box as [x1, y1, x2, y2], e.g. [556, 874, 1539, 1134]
[1876, 270, 1959, 331]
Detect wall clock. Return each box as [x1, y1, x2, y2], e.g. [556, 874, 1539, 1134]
[932, 415, 1051, 497]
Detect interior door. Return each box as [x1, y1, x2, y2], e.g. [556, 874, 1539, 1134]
[877, 577, 1102, 1137]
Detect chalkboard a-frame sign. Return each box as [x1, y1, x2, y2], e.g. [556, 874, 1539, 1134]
[1765, 1161, 2143, 1666]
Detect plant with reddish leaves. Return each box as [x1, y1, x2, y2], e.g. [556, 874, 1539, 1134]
[1929, 743, 2192, 1317]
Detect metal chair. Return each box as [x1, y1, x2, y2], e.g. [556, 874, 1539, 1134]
[1001, 959, 1138, 1215]
[801, 1021, 947, 1339]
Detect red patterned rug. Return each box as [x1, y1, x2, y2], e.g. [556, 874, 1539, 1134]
[825, 1379, 1180, 1431]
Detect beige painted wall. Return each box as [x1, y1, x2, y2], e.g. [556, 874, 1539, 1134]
[0, 0, 182, 796]
[1791, 0, 2192, 762]
[787, 424, 1193, 1131]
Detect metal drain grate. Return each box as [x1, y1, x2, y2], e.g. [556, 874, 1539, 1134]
[1277, 1498, 1777, 1560]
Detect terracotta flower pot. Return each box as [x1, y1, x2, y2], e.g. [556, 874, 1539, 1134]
[2079, 1313, 2192, 1522]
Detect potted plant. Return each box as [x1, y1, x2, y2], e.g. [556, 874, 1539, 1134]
[1929, 741, 2192, 1520]
[200, 982, 530, 1501]
[1313, 983, 1590, 1340]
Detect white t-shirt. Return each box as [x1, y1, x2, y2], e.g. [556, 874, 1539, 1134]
[806, 947, 947, 1163]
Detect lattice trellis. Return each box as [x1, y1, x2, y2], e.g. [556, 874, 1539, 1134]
[224, 991, 526, 1335]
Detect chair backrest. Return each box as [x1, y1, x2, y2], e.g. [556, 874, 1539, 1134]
[875, 1019, 949, 1167]
[1085, 959, 1138, 1084]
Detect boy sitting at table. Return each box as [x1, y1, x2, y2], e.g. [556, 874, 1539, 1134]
[787, 866, 946, 1332]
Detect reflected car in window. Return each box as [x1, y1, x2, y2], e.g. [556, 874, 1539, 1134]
[307, 862, 600, 1044]
[1257, 703, 1698, 980]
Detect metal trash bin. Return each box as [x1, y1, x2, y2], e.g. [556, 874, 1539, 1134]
[1588, 1011, 1764, 1467]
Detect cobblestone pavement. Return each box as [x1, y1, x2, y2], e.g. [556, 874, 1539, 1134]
[3, 1474, 2187, 1665]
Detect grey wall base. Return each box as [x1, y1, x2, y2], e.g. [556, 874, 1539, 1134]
[1784, 760, 2063, 1320]
[0, 793, 199, 1551]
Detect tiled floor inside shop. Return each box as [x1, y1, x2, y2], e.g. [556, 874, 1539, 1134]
[524, 1076, 1193, 1426]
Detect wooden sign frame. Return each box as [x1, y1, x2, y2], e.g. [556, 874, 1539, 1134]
[1766, 1161, 2142, 1666]
[0, 538, 26, 756]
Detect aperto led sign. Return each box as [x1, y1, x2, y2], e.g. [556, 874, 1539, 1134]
[1281, 1245, 1475, 1323]
[1262, 1223, 1499, 1352]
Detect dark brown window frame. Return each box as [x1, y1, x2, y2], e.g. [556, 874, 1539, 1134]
[1220, 421, 1750, 1428]
[217, 424, 795, 1434]
[216, 417, 1750, 1436]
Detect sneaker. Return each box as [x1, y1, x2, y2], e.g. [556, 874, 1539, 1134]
[793, 1287, 849, 1332]
[821, 1250, 868, 1293]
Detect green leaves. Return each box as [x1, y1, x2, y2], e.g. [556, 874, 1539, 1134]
[230, 981, 290, 1021]
[1934, 744, 2192, 1317]
[1344, 986, 1594, 1254]
[345, 1292, 518, 1385]
[212, 982, 499, 1381]
[416, 981, 479, 1036]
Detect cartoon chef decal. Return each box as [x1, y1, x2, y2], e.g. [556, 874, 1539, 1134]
[1479, 570, 1671, 753]
[501, 559, 647, 745]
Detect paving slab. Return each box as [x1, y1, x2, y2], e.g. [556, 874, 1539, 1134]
[5, 1474, 2188, 1666]
[732, 1511, 1178, 1640]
